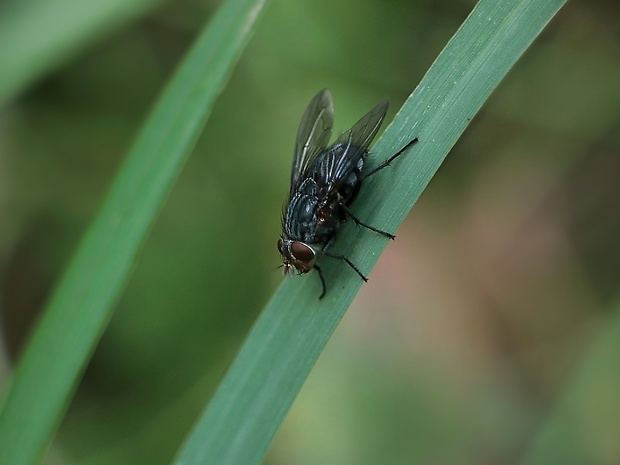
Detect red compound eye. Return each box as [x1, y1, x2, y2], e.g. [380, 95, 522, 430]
[291, 242, 315, 262]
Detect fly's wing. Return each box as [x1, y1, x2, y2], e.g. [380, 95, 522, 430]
[326, 99, 389, 187]
[290, 89, 334, 196]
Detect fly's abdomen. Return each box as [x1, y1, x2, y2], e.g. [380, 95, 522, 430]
[317, 143, 366, 204]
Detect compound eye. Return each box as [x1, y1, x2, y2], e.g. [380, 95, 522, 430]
[290, 242, 315, 262]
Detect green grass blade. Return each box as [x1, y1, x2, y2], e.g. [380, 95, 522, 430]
[0, 0, 161, 104]
[173, 0, 567, 464]
[0, 0, 267, 464]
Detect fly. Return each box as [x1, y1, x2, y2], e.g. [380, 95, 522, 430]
[277, 88, 418, 299]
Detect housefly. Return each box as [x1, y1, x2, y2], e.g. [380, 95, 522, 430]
[277, 89, 418, 298]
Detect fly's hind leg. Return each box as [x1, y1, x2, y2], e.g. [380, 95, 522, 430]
[344, 137, 419, 240]
[360, 137, 419, 180]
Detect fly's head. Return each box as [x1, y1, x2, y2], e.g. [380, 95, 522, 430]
[277, 237, 317, 276]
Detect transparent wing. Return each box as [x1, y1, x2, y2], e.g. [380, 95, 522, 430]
[324, 99, 389, 186]
[334, 99, 388, 151]
[290, 89, 334, 194]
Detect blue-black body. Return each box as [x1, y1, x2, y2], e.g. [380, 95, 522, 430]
[284, 142, 364, 244]
[277, 89, 418, 298]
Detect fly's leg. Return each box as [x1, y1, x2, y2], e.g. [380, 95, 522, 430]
[343, 137, 419, 241]
[322, 250, 368, 282]
[360, 137, 419, 181]
[340, 204, 395, 240]
[314, 263, 327, 299]
[321, 238, 369, 283]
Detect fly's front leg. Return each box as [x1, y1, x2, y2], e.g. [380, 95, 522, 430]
[314, 263, 327, 299]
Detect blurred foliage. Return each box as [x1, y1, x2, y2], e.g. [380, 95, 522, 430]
[0, 0, 619, 464]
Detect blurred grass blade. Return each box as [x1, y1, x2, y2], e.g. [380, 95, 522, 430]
[520, 302, 620, 465]
[173, 0, 566, 464]
[0, 0, 267, 464]
[0, 0, 162, 104]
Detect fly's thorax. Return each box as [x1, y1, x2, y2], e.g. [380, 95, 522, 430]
[284, 179, 320, 242]
[277, 237, 317, 275]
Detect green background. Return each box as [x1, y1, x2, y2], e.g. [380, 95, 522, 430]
[1, 0, 619, 464]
